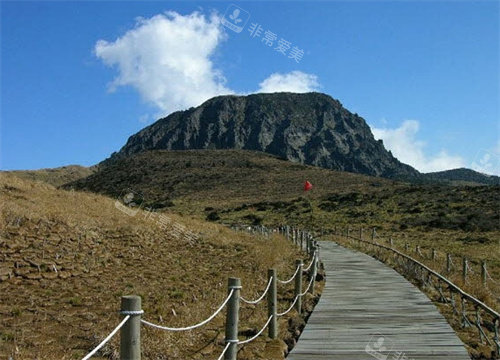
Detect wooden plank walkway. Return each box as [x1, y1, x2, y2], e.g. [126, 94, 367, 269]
[287, 241, 471, 360]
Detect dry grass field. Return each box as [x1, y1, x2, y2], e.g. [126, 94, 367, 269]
[0, 173, 321, 360]
[5, 165, 95, 187]
[4, 149, 499, 359]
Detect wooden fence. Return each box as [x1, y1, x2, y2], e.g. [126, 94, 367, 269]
[334, 226, 500, 357]
[81, 226, 320, 360]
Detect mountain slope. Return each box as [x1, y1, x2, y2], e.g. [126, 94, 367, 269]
[5, 165, 95, 187]
[0, 172, 304, 359]
[422, 168, 500, 185]
[64, 149, 392, 212]
[110, 92, 419, 179]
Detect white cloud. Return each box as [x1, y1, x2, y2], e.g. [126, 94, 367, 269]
[470, 140, 500, 176]
[138, 114, 153, 124]
[371, 120, 466, 173]
[94, 11, 232, 115]
[95, 12, 321, 116]
[257, 71, 320, 93]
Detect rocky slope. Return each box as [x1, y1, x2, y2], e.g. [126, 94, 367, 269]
[110, 92, 419, 179]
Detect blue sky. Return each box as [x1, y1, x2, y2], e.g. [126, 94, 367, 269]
[1, 1, 499, 174]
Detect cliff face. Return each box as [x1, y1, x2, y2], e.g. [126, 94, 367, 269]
[112, 92, 419, 178]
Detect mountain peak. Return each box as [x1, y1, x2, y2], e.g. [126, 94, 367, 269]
[111, 92, 419, 179]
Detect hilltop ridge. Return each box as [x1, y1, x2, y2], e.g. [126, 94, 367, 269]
[110, 92, 419, 179]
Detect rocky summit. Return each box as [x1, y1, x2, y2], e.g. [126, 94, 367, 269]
[110, 92, 420, 179]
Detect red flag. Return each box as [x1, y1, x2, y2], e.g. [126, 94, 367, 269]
[304, 180, 313, 191]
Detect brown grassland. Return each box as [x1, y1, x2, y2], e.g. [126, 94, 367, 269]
[0, 173, 321, 359]
[3, 149, 500, 359]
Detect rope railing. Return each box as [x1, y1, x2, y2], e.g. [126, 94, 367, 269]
[336, 227, 500, 356]
[237, 315, 274, 345]
[300, 271, 316, 297]
[277, 296, 300, 317]
[140, 289, 234, 332]
[345, 231, 498, 316]
[81, 315, 130, 360]
[81, 225, 321, 360]
[217, 342, 231, 360]
[241, 276, 273, 304]
[303, 252, 316, 272]
[277, 265, 301, 285]
[366, 228, 498, 287]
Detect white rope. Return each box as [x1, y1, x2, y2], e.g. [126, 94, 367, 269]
[81, 315, 130, 360]
[485, 268, 499, 284]
[449, 256, 456, 269]
[300, 272, 316, 297]
[466, 261, 475, 274]
[303, 253, 316, 272]
[277, 296, 299, 317]
[277, 265, 301, 285]
[277, 268, 317, 317]
[237, 315, 274, 345]
[141, 289, 234, 331]
[241, 277, 273, 305]
[217, 342, 231, 360]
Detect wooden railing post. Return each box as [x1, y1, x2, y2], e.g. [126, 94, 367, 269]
[267, 269, 277, 339]
[481, 261, 487, 287]
[224, 278, 241, 360]
[461, 296, 468, 328]
[359, 227, 363, 240]
[462, 257, 468, 283]
[389, 238, 393, 247]
[308, 247, 317, 295]
[475, 306, 484, 343]
[447, 253, 452, 273]
[371, 227, 376, 242]
[294, 259, 303, 314]
[346, 227, 350, 239]
[494, 317, 500, 356]
[120, 295, 142, 360]
[432, 249, 436, 260]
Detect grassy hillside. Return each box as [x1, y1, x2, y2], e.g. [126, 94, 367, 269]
[216, 183, 500, 311]
[0, 173, 317, 359]
[65, 149, 390, 211]
[5, 149, 499, 357]
[422, 168, 500, 186]
[65, 149, 499, 309]
[5, 165, 95, 187]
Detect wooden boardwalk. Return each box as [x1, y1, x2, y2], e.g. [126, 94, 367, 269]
[287, 241, 471, 360]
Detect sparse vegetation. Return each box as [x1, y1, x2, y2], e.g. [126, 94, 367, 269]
[3, 149, 499, 359]
[5, 165, 95, 187]
[0, 173, 319, 359]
